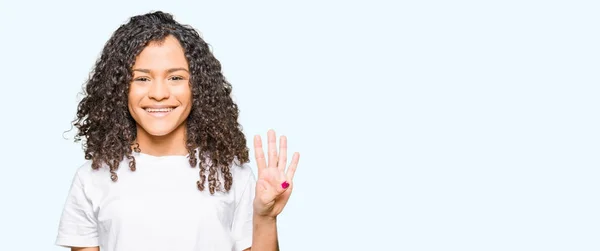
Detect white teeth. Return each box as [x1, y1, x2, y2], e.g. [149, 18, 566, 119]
[145, 108, 174, 112]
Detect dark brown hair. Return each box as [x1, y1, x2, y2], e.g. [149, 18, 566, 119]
[72, 11, 249, 194]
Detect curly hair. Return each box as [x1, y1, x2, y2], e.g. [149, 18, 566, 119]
[72, 11, 249, 194]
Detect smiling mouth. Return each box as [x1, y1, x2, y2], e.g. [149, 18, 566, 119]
[144, 107, 175, 113]
[143, 107, 177, 117]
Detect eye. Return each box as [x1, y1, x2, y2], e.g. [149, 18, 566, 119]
[134, 77, 150, 82]
[169, 76, 185, 81]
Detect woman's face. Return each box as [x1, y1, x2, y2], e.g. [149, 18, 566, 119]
[128, 35, 192, 138]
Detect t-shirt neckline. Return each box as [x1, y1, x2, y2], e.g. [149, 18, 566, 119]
[135, 151, 191, 160]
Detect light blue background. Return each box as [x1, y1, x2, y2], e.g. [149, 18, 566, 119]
[0, 0, 598, 250]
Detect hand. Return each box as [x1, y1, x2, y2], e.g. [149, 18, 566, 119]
[253, 129, 300, 219]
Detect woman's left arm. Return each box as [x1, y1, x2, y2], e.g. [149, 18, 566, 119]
[248, 130, 300, 251]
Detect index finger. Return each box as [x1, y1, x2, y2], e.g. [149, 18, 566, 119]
[254, 135, 267, 172]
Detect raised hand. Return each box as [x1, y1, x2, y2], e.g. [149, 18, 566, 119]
[253, 129, 300, 219]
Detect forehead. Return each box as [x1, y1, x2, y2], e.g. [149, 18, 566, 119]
[133, 35, 189, 70]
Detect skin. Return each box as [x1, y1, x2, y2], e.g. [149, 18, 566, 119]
[250, 131, 300, 251]
[70, 35, 300, 251]
[128, 36, 192, 156]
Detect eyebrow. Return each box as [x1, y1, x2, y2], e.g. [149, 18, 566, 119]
[133, 68, 189, 74]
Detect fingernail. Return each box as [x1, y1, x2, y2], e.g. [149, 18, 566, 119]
[281, 181, 290, 189]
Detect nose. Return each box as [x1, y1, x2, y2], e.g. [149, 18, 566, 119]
[148, 79, 170, 101]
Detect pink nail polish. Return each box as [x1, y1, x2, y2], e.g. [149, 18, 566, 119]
[281, 181, 290, 189]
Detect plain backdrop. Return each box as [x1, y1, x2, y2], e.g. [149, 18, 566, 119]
[0, 0, 598, 250]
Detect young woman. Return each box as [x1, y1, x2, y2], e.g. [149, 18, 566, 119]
[55, 11, 300, 251]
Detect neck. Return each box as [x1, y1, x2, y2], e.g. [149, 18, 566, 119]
[134, 124, 188, 156]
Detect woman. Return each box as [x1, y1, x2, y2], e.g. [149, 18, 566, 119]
[55, 11, 300, 251]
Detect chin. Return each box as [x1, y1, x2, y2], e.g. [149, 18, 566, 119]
[134, 113, 189, 138]
[146, 129, 175, 137]
[139, 125, 180, 137]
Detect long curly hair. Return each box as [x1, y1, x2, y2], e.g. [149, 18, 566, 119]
[72, 11, 249, 194]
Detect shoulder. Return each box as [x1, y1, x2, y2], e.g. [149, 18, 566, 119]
[71, 158, 122, 186]
[74, 159, 112, 175]
[229, 159, 256, 186]
[62, 160, 103, 193]
[227, 160, 256, 205]
[72, 160, 94, 180]
[228, 158, 256, 194]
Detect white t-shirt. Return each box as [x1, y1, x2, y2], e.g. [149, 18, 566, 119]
[55, 151, 256, 251]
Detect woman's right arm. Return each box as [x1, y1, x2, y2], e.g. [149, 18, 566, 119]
[71, 247, 99, 251]
[57, 170, 100, 249]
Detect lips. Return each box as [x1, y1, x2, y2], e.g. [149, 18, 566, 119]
[142, 106, 178, 117]
[144, 107, 175, 113]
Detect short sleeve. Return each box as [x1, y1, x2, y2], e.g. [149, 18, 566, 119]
[231, 167, 256, 251]
[55, 170, 99, 248]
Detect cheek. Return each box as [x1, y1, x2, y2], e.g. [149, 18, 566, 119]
[128, 86, 146, 107]
[174, 84, 193, 105]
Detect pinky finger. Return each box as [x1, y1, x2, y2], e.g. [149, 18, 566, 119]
[286, 152, 300, 181]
